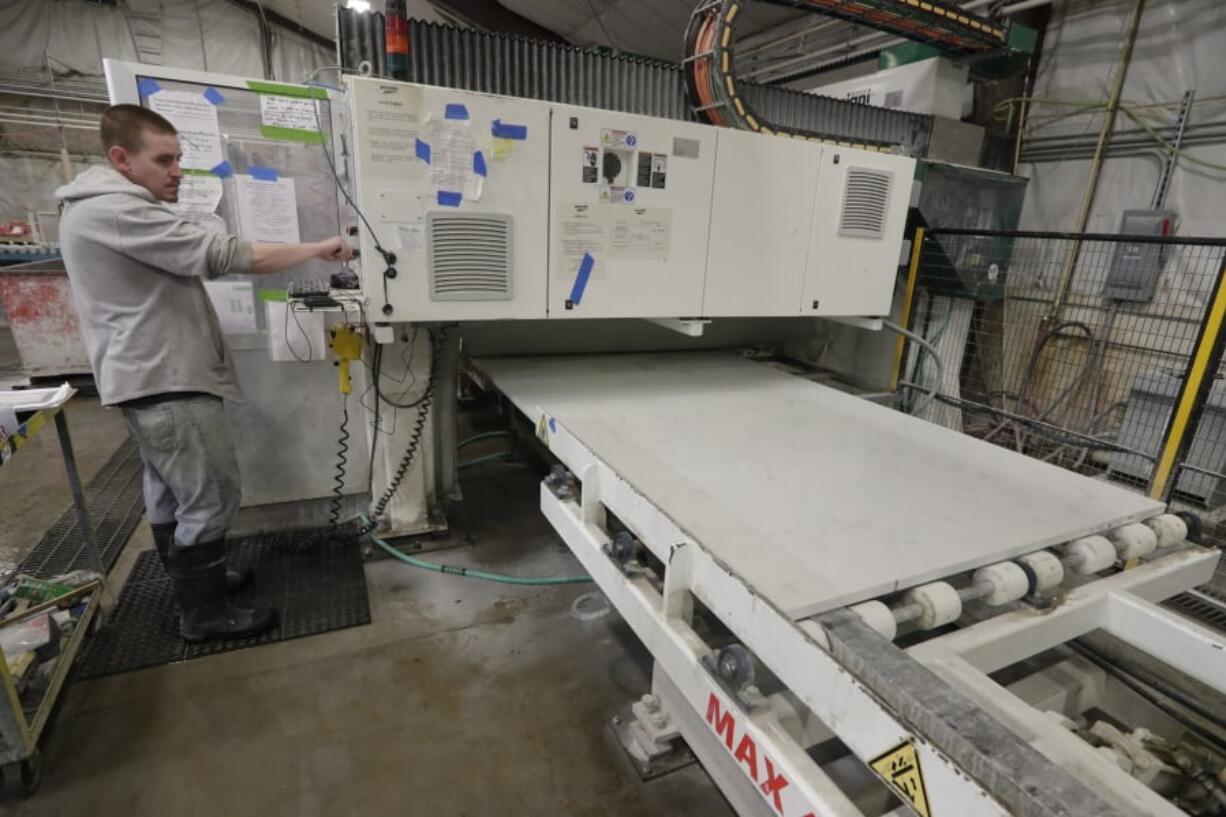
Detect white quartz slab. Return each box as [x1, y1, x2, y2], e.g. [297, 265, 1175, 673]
[479, 353, 1163, 618]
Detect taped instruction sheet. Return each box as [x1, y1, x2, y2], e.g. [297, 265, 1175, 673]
[203, 280, 258, 335]
[420, 111, 483, 203]
[147, 90, 224, 171]
[557, 203, 673, 278]
[235, 174, 301, 244]
[353, 81, 422, 184]
[558, 203, 606, 278]
[170, 174, 223, 217]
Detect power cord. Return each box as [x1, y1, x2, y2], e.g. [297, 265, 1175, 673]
[283, 300, 312, 362]
[356, 325, 450, 538]
[306, 78, 393, 265]
[306, 77, 401, 315]
[327, 323, 364, 530]
[330, 395, 350, 527]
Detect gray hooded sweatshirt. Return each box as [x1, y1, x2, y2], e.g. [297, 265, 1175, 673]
[55, 166, 253, 406]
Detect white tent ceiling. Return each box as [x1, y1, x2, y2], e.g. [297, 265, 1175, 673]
[493, 0, 799, 62]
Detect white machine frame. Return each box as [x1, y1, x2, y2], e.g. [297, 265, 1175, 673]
[532, 404, 1224, 817]
[102, 59, 1226, 814]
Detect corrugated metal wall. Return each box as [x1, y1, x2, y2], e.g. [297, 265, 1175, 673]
[340, 13, 932, 155]
[407, 20, 690, 119]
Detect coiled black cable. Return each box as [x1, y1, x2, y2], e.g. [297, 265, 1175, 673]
[330, 397, 350, 528]
[355, 326, 448, 538]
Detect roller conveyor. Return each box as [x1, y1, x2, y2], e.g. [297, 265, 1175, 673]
[477, 352, 1163, 619]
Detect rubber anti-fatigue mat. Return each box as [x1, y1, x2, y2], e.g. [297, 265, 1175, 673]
[75, 527, 370, 679]
[18, 437, 145, 579]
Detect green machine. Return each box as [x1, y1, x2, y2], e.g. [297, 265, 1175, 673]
[911, 161, 1029, 302]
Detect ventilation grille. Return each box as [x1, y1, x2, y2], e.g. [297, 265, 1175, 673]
[427, 213, 513, 301]
[839, 168, 894, 239]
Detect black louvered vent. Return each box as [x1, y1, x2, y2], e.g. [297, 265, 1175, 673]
[839, 168, 893, 239]
[427, 213, 513, 301]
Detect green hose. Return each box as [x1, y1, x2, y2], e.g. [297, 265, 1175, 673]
[458, 452, 516, 469]
[360, 515, 592, 586]
[458, 430, 513, 448]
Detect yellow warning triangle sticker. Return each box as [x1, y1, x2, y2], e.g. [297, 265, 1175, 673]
[870, 742, 931, 817]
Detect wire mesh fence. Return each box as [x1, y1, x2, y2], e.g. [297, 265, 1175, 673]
[901, 229, 1226, 573]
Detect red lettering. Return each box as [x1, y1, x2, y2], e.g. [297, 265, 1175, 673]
[705, 693, 794, 817]
[706, 693, 736, 750]
[734, 734, 760, 781]
[761, 757, 789, 814]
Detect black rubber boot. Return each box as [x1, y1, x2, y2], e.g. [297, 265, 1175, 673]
[151, 522, 251, 592]
[166, 538, 276, 643]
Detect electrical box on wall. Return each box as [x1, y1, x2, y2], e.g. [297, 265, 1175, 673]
[803, 148, 915, 317]
[703, 129, 821, 317]
[703, 131, 915, 318]
[547, 105, 718, 319]
[1104, 209, 1177, 303]
[346, 78, 914, 323]
[347, 77, 550, 321]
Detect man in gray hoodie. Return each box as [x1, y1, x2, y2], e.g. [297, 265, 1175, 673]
[56, 104, 353, 642]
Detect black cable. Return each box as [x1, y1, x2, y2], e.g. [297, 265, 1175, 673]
[284, 301, 312, 362]
[1071, 645, 1226, 761]
[1072, 641, 1226, 738]
[367, 340, 383, 497]
[330, 395, 350, 528]
[584, 0, 619, 51]
[356, 326, 448, 538]
[306, 80, 394, 266]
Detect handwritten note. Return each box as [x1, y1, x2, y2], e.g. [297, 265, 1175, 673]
[260, 95, 319, 132]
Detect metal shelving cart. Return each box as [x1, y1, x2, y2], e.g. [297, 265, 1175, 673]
[0, 386, 105, 795]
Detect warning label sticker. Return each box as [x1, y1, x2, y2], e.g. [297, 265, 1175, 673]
[651, 153, 667, 189]
[870, 742, 930, 817]
[598, 185, 635, 204]
[601, 128, 637, 149]
[636, 152, 653, 188]
[582, 146, 598, 183]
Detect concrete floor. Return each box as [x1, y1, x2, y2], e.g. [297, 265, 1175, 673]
[0, 328, 735, 816]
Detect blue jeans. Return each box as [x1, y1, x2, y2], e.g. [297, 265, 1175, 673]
[122, 395, 242, 546]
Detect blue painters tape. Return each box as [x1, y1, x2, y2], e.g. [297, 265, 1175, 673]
[137, 78, 161, 97]
[444, 103, 469, 120]
[473, 150, 487, 177]
[415, 138, 431, 163]
[210, 160, 233, 178]
[249, 166, 278, 181]
[491, 119, 528, 140]
[203, 86, 225, 105]
[568, 253, 595, 306]
[437, 191, 463, 207]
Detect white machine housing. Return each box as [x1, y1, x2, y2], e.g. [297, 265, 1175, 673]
[346, 77, 916, 322]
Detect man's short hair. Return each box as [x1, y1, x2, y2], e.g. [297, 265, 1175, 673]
[99, 104, 177, 155]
